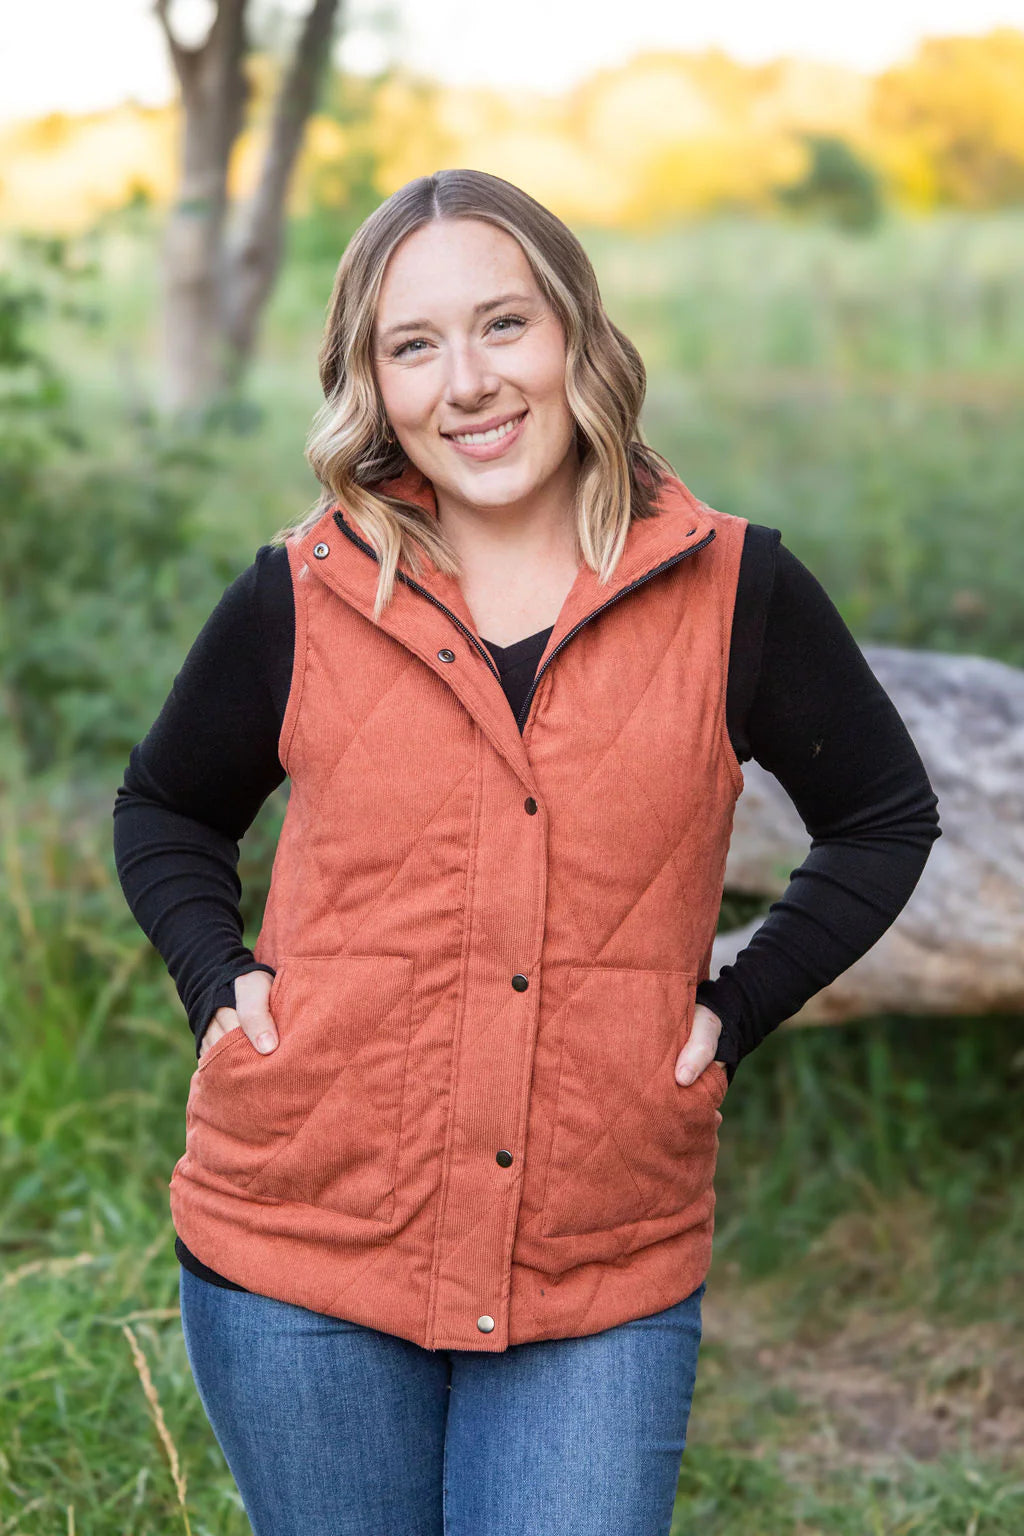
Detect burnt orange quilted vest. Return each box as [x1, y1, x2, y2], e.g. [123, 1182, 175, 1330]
[170, 465, 748, 1351]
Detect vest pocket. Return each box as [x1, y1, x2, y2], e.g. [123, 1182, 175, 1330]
[184, 952, 414, 1222]
[539, 965, 727, 1240]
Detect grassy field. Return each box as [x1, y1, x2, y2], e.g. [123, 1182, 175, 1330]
[1, 207, 1022, 1532]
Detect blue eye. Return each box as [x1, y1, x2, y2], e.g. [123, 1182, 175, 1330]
[392, 314, 526, 359]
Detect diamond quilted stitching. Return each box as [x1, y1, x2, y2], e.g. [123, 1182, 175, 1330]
[317, 653, 434, 799]
[546, 828, 700, 970]
[536, 968, 704, 1229]
[338, 763, 476, 958]
[524, 590, 696, 960]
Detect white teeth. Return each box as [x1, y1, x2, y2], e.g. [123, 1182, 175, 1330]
[450, 413, 523, 445]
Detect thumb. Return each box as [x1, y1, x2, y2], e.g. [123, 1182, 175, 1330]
[675, 1003, 722, 1085]
[234, 969, 279, 1054]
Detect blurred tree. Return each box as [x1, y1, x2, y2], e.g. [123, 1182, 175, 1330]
[155, 0, 342, 416]
[774, 132, 885, 231]
[871, 29, 1024, 209]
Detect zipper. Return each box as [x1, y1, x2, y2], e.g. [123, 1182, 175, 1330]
[333, 510, 504, 685]
[513, 528, 716, 731]
[332, 509, 716, 733]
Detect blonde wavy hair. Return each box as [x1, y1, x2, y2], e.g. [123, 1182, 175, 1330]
[272, 168, 677, 621]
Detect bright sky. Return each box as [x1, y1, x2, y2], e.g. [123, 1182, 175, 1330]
[3, 0, 1024, 124]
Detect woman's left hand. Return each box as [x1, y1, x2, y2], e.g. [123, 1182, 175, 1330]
[675, 1003, 724, 1086]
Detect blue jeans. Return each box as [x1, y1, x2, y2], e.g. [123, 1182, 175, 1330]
[179, 1266, 707, 1535]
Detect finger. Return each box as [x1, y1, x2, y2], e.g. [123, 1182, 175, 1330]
[234, 970, 279, 1054]
[199, 1008, 235, 1057]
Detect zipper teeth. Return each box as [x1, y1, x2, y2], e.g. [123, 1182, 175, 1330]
[332, 511, 503, 683]
[514, 528, 716, 731]
[331, 510, 716, 732]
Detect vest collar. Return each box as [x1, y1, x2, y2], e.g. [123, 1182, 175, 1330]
[293, 464, 717, 786]
[300, 463, 716, 648]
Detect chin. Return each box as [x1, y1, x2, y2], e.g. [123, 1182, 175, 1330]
[460, 458, 548, 494]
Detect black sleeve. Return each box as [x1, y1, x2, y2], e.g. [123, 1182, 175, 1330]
[701, 529, 942, 1079]
[112, 544, 295, 1059]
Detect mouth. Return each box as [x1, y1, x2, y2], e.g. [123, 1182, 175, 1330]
[442, 405, 528, 457]
[442, 410, 528, 446]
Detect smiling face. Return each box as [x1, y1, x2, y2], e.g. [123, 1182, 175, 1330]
[372, 217, 579, 520]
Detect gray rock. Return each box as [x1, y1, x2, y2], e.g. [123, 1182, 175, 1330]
[714, 645, 1024, 1024]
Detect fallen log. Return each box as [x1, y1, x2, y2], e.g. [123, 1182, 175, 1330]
[714, 645, 1024, 1024]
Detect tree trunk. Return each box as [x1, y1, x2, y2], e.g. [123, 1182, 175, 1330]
[156, 0, 341, 415]
[156, 0, 248, 415]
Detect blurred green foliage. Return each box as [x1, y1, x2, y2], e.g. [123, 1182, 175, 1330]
[774, 132, 886, 232]
[0, 238, 239, 775]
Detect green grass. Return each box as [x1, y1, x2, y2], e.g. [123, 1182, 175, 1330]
[2, 206, 1022, 1530]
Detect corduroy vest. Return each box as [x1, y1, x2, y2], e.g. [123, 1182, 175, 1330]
[169, 465, 748, 1352]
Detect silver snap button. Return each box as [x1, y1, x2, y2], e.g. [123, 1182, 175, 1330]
[477, 1315, 495, 1333]
[313, 542, 330, 559]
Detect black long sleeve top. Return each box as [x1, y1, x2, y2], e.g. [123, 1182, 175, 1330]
[112, 522, 942, 1293]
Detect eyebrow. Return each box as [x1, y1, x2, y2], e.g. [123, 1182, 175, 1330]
[377, 292, 534, 345]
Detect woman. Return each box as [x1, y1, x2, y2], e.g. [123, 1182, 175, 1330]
[113, 169, 941, 1534]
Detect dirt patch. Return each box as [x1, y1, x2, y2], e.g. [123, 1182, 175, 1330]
[701, 1283, 1024, 1474]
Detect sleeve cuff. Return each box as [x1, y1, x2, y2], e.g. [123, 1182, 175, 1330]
[696, 976, 745, 1085]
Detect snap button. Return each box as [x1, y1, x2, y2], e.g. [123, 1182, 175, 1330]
[524, 797, 538, 815]
[511, 973, 529, 991]
[438, 648, 456, 663]
[477, 1315, 495, 1333]
[313, 542, 330, 559]
[496, 1149, 514, 1167]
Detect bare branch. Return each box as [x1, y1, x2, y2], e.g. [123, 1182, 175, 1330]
[222, 0, 342, 371]
[153, 0, 194, 85]
[158, 0, 342, 408]
[154, 0, 247, 102]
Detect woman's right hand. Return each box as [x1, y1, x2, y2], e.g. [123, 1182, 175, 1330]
[198, 969, 279, 1060]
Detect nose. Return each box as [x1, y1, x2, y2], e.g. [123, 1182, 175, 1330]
[443, 336, 499, 411]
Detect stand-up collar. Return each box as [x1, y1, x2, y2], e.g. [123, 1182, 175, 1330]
[299, 463, 716, 653]
[293, 464, 718, 784]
